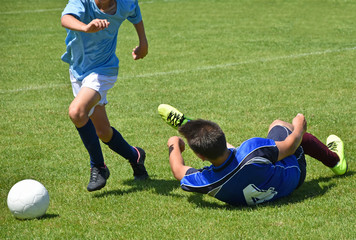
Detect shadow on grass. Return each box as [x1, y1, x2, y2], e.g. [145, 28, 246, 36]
[17, 213, 60, 221]
[93, 177, 181, 198]
[40, 213, 60, 220]
[93, 171, 354, 208]
[186, 170, 355, 210]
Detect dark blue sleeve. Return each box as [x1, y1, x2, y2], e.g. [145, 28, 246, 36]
[241, 138, 279, 164]
[185, 168, 199, 175]
[255, 143, 279, 163]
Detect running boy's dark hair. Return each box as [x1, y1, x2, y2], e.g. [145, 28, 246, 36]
[178, 119, 227, 160]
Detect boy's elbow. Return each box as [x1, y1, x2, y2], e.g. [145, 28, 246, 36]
[172, 170, 183, 181]
[61, 14, 75, 28]
[61, 16, 67, 28]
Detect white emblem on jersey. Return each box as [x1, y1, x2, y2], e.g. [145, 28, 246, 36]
[207, 186, 222, 197]
[243, 184, 278, 205]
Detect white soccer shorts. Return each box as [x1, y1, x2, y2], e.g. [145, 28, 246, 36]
[70, 70, 117, 116]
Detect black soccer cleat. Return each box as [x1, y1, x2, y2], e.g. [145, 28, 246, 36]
[87, 166, 110, 192]
[130, 147, 149, 180]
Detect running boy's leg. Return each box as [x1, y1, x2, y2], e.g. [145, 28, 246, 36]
[69, 87, 100, 126]
[69, 87, 105, 169]
[89, 104, 113, 142]
[91, 105, 148, 180]
[68, 87, 109, 191]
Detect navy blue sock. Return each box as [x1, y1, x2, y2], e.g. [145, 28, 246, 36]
[76, 119, 105, 168]
[103, 127, 138, 163]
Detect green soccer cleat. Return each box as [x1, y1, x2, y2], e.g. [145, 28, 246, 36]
[158, 104, 192, 129]
[327, 135, 347, 175]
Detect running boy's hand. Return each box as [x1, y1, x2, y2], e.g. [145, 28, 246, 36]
[84, 19, 110, 33]
[132, 20, 148, 60]
[132, 44, 148, 60]
[61, 15, 110, 33]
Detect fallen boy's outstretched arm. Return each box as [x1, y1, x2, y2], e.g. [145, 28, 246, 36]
[167, 136, 192, 181]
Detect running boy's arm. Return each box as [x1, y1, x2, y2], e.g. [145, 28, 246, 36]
[61, 14, 110, 33]
[132, 20, 148, 60]
[275, 114, 307, 161]
[167, 136, 192, 181]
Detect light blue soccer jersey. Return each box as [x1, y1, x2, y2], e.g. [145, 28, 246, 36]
[180, 138, 302, 206]
[61, 0, 142, 80]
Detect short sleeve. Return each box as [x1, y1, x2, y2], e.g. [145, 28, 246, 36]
[239, 138, 279, 164]
[254, 138, 279, 163]
[62, 0, 85, 19]
[126, 0, 142, 24]
[185, 168, 200, 175]
[261, 140, 279, 163]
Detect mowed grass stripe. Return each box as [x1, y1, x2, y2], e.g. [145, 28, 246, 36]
[1, 46, 355, 94]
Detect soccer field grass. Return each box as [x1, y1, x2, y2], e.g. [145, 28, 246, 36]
[1, 0, 355, 239]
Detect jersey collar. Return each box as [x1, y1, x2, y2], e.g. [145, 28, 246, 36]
[212, 149, 235, 172]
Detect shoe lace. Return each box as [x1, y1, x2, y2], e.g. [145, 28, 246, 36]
[327, 141, 337, 151]
[89, 167, 99, 182]
[167, 111, 184, 127]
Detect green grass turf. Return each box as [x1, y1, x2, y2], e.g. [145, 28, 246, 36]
[0, 0, 355, 239]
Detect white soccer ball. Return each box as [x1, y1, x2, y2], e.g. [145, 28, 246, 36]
[7, 179, 50, 219]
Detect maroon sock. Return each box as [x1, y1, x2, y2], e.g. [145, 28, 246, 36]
[301, 132, 339, 168]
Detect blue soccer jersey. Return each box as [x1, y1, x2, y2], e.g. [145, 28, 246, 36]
[61, 0, 142, 80]
[180, 137, 302, 206]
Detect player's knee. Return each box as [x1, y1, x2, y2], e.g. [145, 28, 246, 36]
[269, 119, 283, 128]
[68, 105, 86, 125]
[269, 119, 293, 132]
